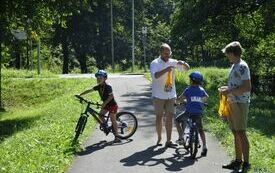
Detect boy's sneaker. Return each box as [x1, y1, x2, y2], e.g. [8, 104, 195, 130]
[176, 138, 185, 145]
[238, 162, 251, 173]
[201, 148, 207, 156]
[222, 160, 242, 170]
[113, 137, 121, 143]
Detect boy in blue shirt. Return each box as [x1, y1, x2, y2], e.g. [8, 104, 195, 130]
[176, 71, 209, 156]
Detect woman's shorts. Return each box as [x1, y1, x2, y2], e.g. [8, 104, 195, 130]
[228, 102, 249, 131]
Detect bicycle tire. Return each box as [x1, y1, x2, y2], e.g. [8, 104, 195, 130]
[115, 111, 138, 139]
[73, 115, 88, 142]
[189, 128, 199, 159]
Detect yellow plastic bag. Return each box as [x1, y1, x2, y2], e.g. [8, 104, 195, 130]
[218, 93, 230, 117]
[165, 71, 172, 86]
[164, 71, 173, 92]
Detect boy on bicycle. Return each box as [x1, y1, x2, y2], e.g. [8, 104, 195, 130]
[78, 70, 121, 143]
[175, 71, 209, 156]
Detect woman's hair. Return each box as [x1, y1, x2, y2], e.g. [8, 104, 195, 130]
[222, 41, 243, 57]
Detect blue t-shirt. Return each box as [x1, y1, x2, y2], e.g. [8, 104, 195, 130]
[183, 86, 208, 115]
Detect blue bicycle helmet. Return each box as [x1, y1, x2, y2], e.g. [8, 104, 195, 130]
[95, 69, 108, 78]
[189, 71, 203, 83]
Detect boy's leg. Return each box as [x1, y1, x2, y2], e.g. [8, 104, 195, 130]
[109, 112, 118, 136]
[99, 109, 108, 123]
[175, 112, 187, 144]
[195, 116, 207, 156]
[175, 121, 183, 139]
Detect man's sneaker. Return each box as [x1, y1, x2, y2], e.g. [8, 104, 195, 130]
[222, 160, 242, 170]
[201, 148, 207, 156]
[165, 141, 178, 148]
[238, 162, 251, 173]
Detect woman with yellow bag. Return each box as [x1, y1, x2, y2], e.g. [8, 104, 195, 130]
[219, 41, 252, 173]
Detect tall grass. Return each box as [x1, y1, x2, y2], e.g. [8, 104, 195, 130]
[2, 68, 57, 79]
[0, 70, 100, 172]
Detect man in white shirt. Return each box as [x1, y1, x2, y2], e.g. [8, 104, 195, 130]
[150, 43, 190, 147]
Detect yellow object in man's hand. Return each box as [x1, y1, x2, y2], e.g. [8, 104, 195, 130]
[164, 71, 173, 92]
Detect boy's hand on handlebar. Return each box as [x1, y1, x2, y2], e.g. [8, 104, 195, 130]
[75, 94, 81, 98]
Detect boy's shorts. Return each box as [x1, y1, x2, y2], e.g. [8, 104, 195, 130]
[104, 104, 118, 114]
[153, 97, 175, 116]
[175, 112, 203, 131]
[228, 102, 249, 131]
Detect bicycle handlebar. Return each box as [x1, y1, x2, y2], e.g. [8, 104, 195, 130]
[74, 95, 101, 107]
[174, 101, 208, 107]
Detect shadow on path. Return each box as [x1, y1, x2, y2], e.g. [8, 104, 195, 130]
[120, 145, 197, 172]
[76, 139, 133, 156]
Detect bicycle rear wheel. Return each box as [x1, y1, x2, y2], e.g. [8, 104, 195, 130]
[189, 129, 199, 159]
[115, 112, 138, 139]
[73, 115, 88, 142]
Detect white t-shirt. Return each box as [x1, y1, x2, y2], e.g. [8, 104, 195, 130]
[150, 57, 184, 99]
[227, 59, 251, 103]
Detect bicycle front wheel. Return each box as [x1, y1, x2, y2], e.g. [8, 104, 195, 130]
[73, 115, 88, 142]
[116, 112, 138, 139]
[189, 129, 199, 159]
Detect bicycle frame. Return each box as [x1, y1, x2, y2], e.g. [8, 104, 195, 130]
[82, 101, 105, 125]
[73, 95, 138, 142]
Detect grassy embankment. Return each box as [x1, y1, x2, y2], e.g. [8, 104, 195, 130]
[0, 69, 99, 173]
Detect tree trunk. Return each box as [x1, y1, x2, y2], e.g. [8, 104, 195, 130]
[78, 54, 87, 73]
[15, 52, 21, 69]
[62, 36, 69, 74]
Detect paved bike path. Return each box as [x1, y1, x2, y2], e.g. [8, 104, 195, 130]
[66, 74, 232, 173]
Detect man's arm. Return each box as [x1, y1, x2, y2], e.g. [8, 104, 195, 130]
[177, 60, 190, 71]
[154, 66, 173, 79]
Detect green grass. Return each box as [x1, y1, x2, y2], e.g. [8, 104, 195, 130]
[2, 68, 57, 79]
[0, 70, 100, 172]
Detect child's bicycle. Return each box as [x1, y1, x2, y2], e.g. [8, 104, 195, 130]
[73, 95, 138, 143]
[175, 103, 205, 159]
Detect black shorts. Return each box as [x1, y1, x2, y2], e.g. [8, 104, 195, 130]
[175, 112, 203, 131]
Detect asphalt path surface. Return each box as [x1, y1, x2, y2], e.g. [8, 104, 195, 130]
[65, 74, 232, 173]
